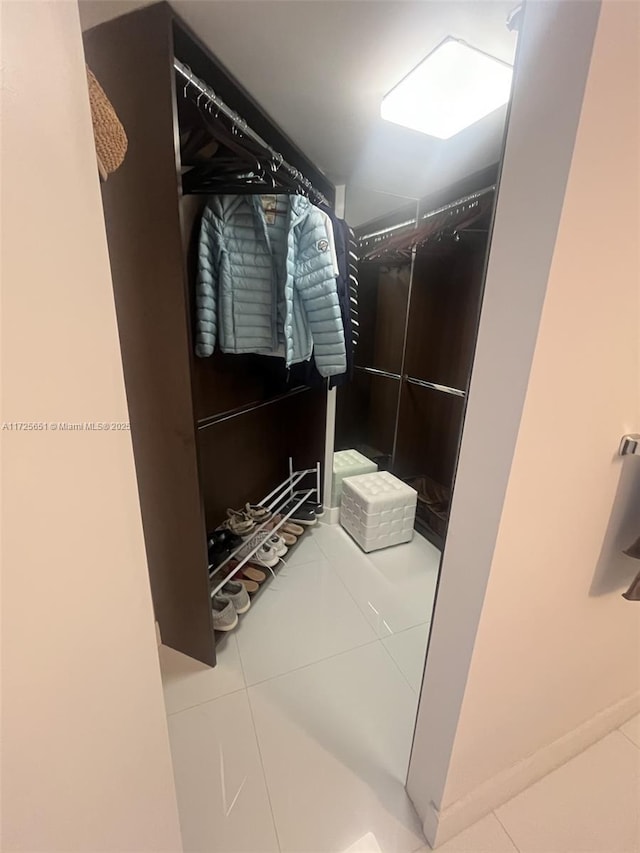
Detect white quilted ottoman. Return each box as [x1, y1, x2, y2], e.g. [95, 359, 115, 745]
[340, 471, 417, 553]
[331, 449, 378, 507]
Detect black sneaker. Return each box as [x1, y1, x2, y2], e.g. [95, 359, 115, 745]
[207, 529, 242, 569]
[208, 529, 243, 551]
[278, 500, 317, 526]
[303, 500, 324, 518]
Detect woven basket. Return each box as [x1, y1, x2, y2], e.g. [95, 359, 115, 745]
[86, 66, 127, 181]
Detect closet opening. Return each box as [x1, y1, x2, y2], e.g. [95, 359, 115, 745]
[80, 1, 518, 848]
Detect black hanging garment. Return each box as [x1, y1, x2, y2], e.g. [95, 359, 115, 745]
[345, 224, 360, 366]
[302, 207, 359, 388]
[319, 207, 358, 388]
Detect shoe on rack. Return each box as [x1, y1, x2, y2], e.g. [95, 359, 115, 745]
[212, 594, 238, 632]
[208, 528, 242, 550]
[236, 535, 280, 568]
[238, 578, 259, 594]
[304, 500, 325, 518]
[224, 508, 255, 536]
[270, 535, 288, 557]
[245, 502, 272, 523]
[239, 566, 267, 584]
[208, 546, 235, 574]
[208, 552, 228, 574]
[251, 530, 288, 558]
[226, 560, 267, 584]
[271, 527, 297, 547]
[240, 528, 288, 559]
[252, 543, 281, 567]
[207, 529, 243, 569]
[264, 519, 297, 546]
[272, 515, 305, 537]
[221, 580, 251, 614]
[278, 500, 317, 526]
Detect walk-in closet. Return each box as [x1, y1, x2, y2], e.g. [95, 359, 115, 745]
[80, 1, 517, 849]
[84, 4, 343, 666]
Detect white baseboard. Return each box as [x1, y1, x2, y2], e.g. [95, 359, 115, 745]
[425, 691, 640, 848]
[321, 507, 341, 525]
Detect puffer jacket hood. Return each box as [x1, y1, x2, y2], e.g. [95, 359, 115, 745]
[195, 194, 347, 377]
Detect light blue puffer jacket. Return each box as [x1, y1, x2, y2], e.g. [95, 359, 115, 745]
[195, 194, 347, 377]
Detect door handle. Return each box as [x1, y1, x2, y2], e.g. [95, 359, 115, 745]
[619, 434, 640, 456]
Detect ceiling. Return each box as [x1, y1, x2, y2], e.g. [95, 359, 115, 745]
[80, 1, 518, 224]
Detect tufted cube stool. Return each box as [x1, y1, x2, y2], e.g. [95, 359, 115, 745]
[340, 471, 417, 552]
[331, 449, 378, 507]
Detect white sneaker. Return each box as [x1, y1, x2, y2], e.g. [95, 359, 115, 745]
[253, 543, 281, 568]
[267, 533, 288, 558]
[237, 533, 280, 568]
[212, 594, 239, 631]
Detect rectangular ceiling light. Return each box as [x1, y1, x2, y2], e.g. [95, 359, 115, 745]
[381, 37, 513, 139]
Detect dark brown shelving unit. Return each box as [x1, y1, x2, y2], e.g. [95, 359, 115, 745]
[83, 2, 330, 665]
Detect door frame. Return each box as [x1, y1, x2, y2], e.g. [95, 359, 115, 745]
[406, 0, 602, 845]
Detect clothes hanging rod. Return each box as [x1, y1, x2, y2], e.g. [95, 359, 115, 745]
[358, 218, 417, 244]
[355, 366, 402, 382]
[405, 376, 466, 398]
[174, 58, 329, 207]
[359, 184, 496, 243]
[355, 366, 467, 398]
[197, 386, 310, 430]
[418, 184, 496, 223]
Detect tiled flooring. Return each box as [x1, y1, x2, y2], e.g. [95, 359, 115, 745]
[160, 524, 640, 853]
[160, 523, 439, 853]
[420, 721, 640, 853]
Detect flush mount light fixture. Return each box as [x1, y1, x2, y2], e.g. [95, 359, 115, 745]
[381, 37, 513, 139]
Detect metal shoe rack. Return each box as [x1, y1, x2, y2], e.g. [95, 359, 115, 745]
[209, 459, 321, 598]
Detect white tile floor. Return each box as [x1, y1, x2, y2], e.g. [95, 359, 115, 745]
[420, 721, 640, 853]
[160, 525, 640, 853]
[160, 523, 439, 853]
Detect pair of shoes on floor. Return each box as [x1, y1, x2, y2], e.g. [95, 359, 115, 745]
[212, 580, 251, 632]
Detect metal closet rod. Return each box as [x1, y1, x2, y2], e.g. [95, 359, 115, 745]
[355, 366, 466, 397]
[418, 184, 496, 222]
[405, 376, 466, 398]
[174, 58, 329, 207]
[355, 366, 402, 381]
[358, 218, 417, 244]
[359, 184, 496, 243]
[197, 386, 309, 431]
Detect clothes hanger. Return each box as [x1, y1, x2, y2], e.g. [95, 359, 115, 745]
[180, 81, 308, 198]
